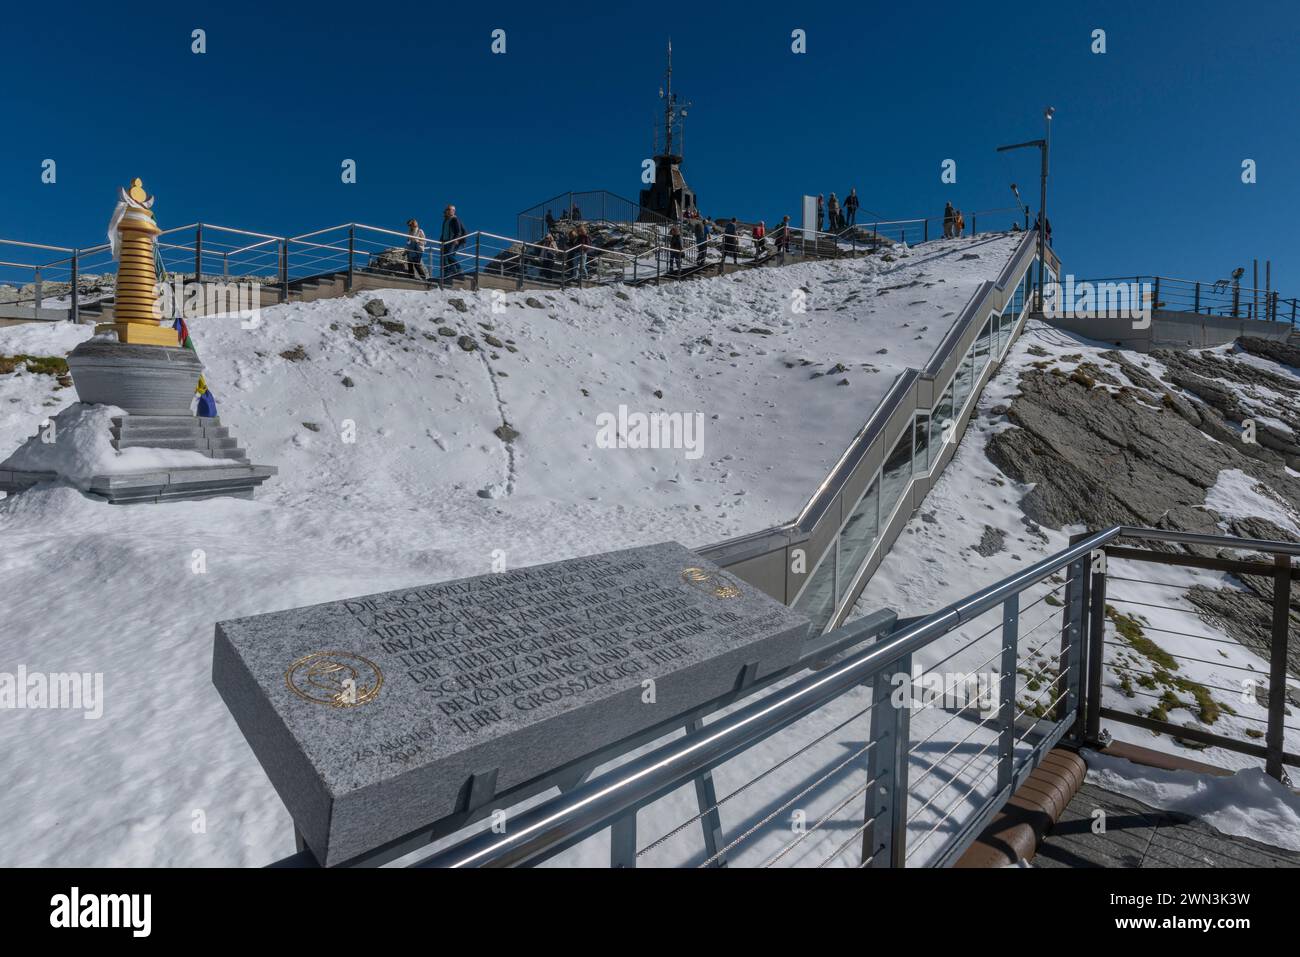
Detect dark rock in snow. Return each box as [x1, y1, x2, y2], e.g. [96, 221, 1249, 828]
[974, 525, 1005, 557]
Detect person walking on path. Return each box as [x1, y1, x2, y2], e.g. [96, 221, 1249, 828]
[752, 220, 767, 257]
[844, 189, 860, 227]
[776, 214, 793, 263]
[717, 218, 740, 275]
[816, 194, 825, 231]
[827, 193, 841, 233]
[693, 218, 707, 264]
[669, 225, 684, 273]
[405, 219, 428, 280]
[943, 201, 955, 239]
[440, 205, 466, 280]
[574, 224, 591, 280]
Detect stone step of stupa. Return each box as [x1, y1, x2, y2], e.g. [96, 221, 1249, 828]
[112, 422, 231, 442]
[107, 412, 251, 463]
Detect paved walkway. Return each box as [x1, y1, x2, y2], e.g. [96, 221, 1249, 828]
[1032, 782, 1300, 868]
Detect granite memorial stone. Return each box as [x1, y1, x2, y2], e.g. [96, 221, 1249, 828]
[213, 541, 808, 865]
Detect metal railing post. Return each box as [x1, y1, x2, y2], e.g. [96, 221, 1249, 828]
[194, 224, 203, 286]
[996, 595, 1019, 793]
[685, 717, 727, 866]
[610, 809, 637, 868]
[1152, 277, 1160, 316]
[1084, 551, 1108, 744]
[33, 268, 42, 322]
[280, 239, 289, 304]
[346, 227, 355, 293]
[1264, 554, 1292, 781]
[865, 651, 911, 867]
[1194, 281, 1200, 313]
[472, 233, 480, 292]
[70, 250, 79, 324]
[924, 220, 929, 243]
[1056, 539, 1089, 742]
[223, 252, 229, 280]
[971, 216, 977, 238]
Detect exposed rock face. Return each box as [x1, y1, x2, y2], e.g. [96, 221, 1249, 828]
[986, 336, 1300, 680]
[986, 350, 1300, 534]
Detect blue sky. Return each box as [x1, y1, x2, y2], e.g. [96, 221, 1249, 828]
[2, 0, 1296, 293]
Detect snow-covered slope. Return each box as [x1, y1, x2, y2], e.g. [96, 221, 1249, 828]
[0, 234, 1020, 867]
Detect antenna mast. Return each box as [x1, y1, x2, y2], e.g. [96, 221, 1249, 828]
[663, 39, 675, 157]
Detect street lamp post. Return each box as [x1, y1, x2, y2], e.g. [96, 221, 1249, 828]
[997, 107, 1054, 309]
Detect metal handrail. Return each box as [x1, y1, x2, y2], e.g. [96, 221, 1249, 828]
[418, 523, 1297, 868]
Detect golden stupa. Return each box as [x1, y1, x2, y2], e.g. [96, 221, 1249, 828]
[105, 177, 177, 347]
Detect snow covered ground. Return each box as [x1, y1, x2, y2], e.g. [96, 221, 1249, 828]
[1082, 748, 1300, 852]
[0, 234, 1022, 867]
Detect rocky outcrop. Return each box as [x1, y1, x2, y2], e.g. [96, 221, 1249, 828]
[986, 337, 1300, 680]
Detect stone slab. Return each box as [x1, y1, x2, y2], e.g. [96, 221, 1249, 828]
[212, 541, 809, 865]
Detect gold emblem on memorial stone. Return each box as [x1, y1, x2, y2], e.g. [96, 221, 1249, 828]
[680, 567, 740, 599]
[285, 651, 384, 708]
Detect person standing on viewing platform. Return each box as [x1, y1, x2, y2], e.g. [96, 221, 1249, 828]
[844, 189, 860, 227]
[1035, 211, 1052, 245]
[405, 219, 428, 280]
[574, 224, 592, 280]
[693, 218, 706, 264]
[776, 214, 793, 263]
[943, 201, 956, 238]
[827, 193, 841, 232]
[752, 220, 767, 256]
[669, 225, 684, 273]
[440, 205, 466, 279]
[540, 232, 558, 282]
[816, 194, 825, 231]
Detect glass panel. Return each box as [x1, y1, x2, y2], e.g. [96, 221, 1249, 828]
[913, 413, 930, 475]
[931, 380, 955, 451]
[975, 317, 992, 371]
[838, 477, 879, 597]
[879, 428, 913, 525]
[796, 543, 838, 635]
[954, 346, 974, 411]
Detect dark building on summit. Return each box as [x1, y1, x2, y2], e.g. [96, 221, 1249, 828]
[639, 41, 697, 222]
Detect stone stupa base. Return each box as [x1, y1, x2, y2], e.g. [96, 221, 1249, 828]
[0, 414, 277, 505]
[68, 338, 203, 415]
[0, 336, 279, 505]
